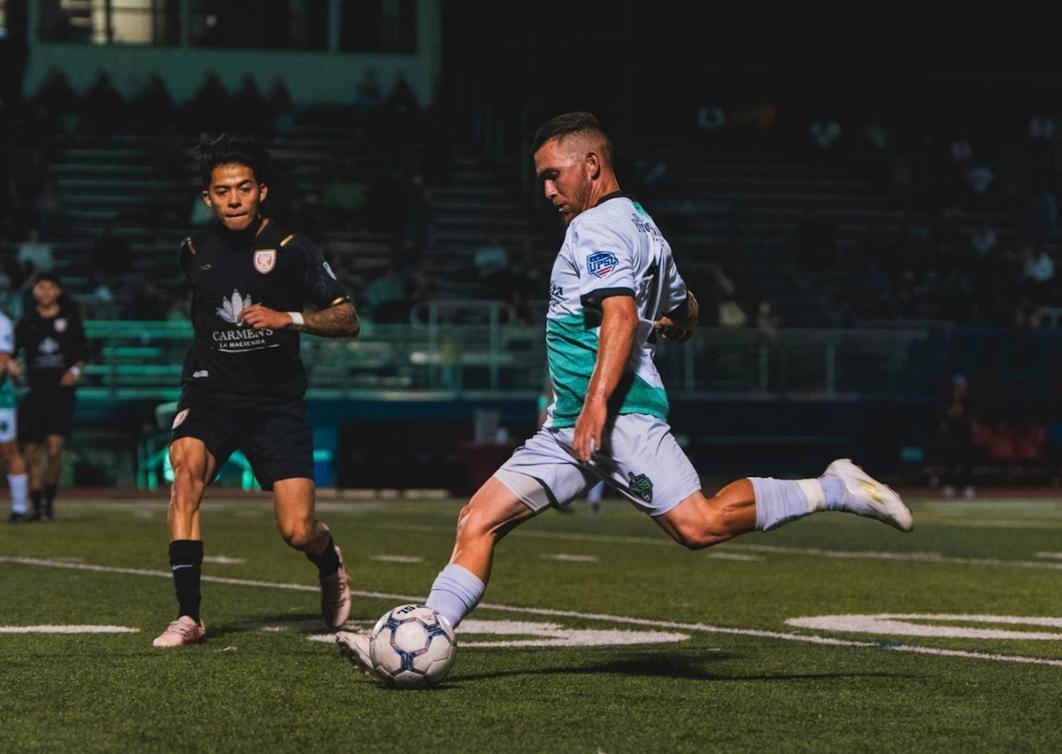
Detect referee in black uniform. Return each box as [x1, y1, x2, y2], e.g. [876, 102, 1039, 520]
[15, 272, 87, 522]
[154, 134, 361, 647]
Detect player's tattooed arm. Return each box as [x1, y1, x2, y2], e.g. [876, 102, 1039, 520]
[241, 301, 360, 338]
[300, 301, 360, 338]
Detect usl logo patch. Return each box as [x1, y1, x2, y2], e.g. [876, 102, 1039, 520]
[627, 472, 654, 503]
[587, 251, 619, 278]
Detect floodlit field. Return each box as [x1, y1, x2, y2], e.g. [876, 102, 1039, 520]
[2, 494, 1061, 752]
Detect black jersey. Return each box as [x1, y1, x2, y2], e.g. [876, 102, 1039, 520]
[178, 219, 349, 398]
[15, 303, 88, 391]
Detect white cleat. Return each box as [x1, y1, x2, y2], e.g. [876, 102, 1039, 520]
[336, 631, 378, 678]
[152, 616, 206, 648]
[824, 458, 913, 532]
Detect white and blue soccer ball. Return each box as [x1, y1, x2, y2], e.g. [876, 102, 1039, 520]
[369, 604, 456, 689]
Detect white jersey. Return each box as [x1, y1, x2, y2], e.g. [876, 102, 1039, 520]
[543, 194, 687, 428]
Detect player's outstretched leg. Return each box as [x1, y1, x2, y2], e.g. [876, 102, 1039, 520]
[338, 476, 535, 677]
[657, 458, 912, 549]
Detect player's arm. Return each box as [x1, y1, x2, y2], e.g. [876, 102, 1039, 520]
[241, 235, 360, 338]
[59, 314, 88, 387]
[654, 290, 699, 342]
[573, 294, 638, 462]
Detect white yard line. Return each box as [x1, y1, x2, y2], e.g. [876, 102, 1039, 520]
[3, 555, 1061, 668]
[378, 523, 1062, 571]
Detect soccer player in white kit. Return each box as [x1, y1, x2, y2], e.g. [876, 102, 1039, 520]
[338, 111, 912, 673]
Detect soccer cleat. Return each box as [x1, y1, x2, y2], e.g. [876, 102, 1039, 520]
[335, 631, 378, 678]
[152, 616, 206, 648]
[824, 458, 913, 532]
[320, 545, 352, 629]
[43, 502, 54, 521]
[6, 511, 26, 524]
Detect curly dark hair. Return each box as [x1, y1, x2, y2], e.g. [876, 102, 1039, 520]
[194, 133, 272, 188]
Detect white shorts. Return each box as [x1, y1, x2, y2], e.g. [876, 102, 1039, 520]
[494, 413, 702, 516]
[0, 408, 15, 443]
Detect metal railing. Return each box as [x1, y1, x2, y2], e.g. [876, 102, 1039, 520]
[79, 314, 944, 401]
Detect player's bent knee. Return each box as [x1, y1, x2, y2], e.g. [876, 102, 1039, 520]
[278, 518, 315, 550]
[671, 509, 730, 550]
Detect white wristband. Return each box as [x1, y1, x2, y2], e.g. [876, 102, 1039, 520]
[69, 366, 81, 378]
[288, 312, 304, 330]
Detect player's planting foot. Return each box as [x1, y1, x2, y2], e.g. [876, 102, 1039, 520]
[335, 631, 377, 677]
[6, 512, 26, 524]
[320, 545, 352, 629]
[152, 616, 206, 648]
[824, 458, 913, 532]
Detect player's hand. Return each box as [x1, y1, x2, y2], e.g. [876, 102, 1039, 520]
[573, 395, 607, 463]
[239, 304, 290, 330]
[653, 315, 694, 343]
[60, 369, 78, 387]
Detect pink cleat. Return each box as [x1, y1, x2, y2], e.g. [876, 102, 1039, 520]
[320, 545, 352, 629]
[152, 616, 206, 648]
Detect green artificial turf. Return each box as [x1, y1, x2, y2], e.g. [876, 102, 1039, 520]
[2, 495, 1061, 752]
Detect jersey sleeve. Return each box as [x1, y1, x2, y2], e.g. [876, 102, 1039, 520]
[573, 217, 636, 311]
[0, 316, 13, 355]
[293, 236, 351, 310]
[659, 253, 689, 317]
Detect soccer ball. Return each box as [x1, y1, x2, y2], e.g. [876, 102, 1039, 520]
[369, 604, 456, 689]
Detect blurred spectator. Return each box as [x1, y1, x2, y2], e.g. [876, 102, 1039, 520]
[16, 227, 53, 273]
[1022, 181, 1059, 247]
[128, 74, 176, 129]
[809, 114, 842, 154]
[472, 231, 510, 288]
[755, 300, 780, 335]
[402, 171, 433, 248]
[81, 70, 127, 141]
[185, 73, 231, 132]
[361, 264, 408, 323]
[91, 223, 132, 280]
[1022, 246, 1055, 302]
[267, 78, 295, 134]
[934, 373, 976, 498]
[353, 68, 383, 114]
[234, 75, 269, 134]
[696, 102, 726, 141]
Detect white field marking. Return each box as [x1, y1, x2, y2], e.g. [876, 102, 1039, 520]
[369, 555, 424, 564]
[4, 556, 1062, 668]
[202, 556, 246, 565]
[541, 554, 599, 563]
[308, 619, 688, 648]
[0, 625, 139, 634]
[1036, 552, 1062, 560]
[379, 523, 1062, 571]
[787, 614, 1062, 641]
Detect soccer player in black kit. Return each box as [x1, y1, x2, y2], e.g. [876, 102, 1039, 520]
[154, 134, 361, 647]
[14, 272, 87, 522]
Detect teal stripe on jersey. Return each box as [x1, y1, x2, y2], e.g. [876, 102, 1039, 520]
[0, 380, 16, 410]
[545, 315, 670, 427]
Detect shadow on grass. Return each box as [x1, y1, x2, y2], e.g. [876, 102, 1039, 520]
[205, 612, 327, 640]
[450, 653, 917, 685]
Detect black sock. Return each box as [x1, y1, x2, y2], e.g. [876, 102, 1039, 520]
[306, 535, 340, 578]
[44, 484, 58, 505]
[30, 490, 43, 514]
[169, 540, 204, 622]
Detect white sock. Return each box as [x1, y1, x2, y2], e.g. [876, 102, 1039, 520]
[8, 473, 28, 515]
[750, 476, 827, 531]
[425, 563, 485, 628]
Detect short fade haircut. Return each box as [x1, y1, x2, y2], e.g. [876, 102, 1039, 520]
[530, 111, 614, 164]
[195, 133, 272, 188]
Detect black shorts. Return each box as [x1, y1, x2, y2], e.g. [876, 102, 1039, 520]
[18, 387, 76, 442]
[171, 386, 314, 491]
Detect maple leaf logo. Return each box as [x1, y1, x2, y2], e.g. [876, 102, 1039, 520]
[216, 290, 253, 324]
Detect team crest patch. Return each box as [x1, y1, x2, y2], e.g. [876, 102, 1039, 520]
[172, 409, 190, 429]
[254, 250, 276, 274]
[54, 318, 67, 333]
[587, 251, 619, 278]
[627, 472, 654, 503]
